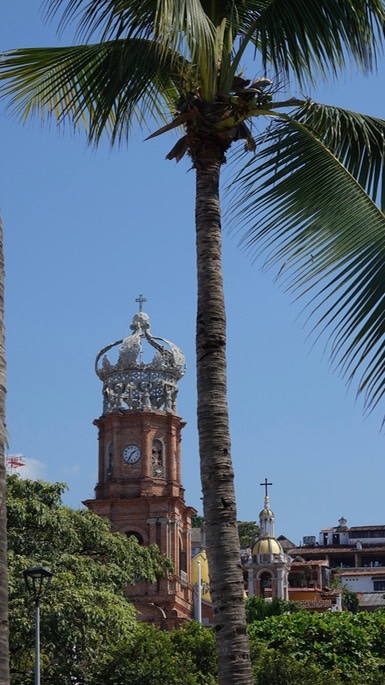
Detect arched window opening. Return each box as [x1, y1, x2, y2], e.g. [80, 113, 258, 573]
[126, 531, 144, 545]
[179, 540, 187, 573]
[260, 571, 272, 597]
[152, 439, 165, 477]
[106, 441, 114, 479]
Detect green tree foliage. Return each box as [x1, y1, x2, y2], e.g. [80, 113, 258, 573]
[245, 596, 300, 623]
[248, 610, 385, 682]
[341, 589, 360, 613]
[251, 643, 343, 685]
[7, 475, 172, 685]
[237, 522, 260, 549]
[191, 519, 260, 548]
[92, 622, 218, 685]
[250, 643, 377, 685]
[191, 514, 204, 529]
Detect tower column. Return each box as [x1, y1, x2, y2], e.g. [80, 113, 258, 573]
[168, 424, 177, 482]
[142, 423, 152, 479]
[84, 305, 196, 627]
[248, 567, 254, 596]
[277, 567, 284, 598]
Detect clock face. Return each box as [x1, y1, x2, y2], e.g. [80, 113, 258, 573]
[122, 444, 141, 464]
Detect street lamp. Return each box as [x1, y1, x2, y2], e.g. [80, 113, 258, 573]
[23, 566, 53, 685]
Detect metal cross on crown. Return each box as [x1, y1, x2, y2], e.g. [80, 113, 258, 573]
[135, 294, 147, 312]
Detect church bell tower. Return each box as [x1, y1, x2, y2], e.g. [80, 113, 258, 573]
[245, 479, 290, 600]
[84, 301, 195, 626]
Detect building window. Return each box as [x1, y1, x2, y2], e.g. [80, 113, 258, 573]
[106, 441, 113, 479]
[152, 439, 165, 477]
[126, 531, 144, 545]
[180, 543, 187, 573]
[350, 530, 385, 538]
[260, 572, 272, 590]
[373, 580, 385, 591]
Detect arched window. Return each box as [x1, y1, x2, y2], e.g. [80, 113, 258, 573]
[179, 539, 187, 572]
[106, 441, 114, 479]
[126, 531, 144, 545]
[152, 439, 165, 477]
[259, 571, 272, 597]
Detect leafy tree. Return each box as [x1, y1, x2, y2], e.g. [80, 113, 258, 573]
[2, 3, 385, 684]
[248, 610, 385, 682]
[238, 522, 260, 549]
[191, 514, 205, 529]
[250, 642, 380, 685]
[0, 218, 9, 685]
[191, 518, 260, 549]
[92, 621, 218, 685]
[169, 621, 217, 680]
[341, 589, 360, 613]
[245, 596, 300, 623]
[7, 475, 172, 685]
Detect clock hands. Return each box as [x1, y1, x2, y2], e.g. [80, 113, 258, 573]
[123, 444, 141, 463]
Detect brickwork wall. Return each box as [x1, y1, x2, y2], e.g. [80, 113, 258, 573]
[84, 409, 195, 623]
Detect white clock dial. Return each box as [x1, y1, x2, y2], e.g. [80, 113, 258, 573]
[122, 444, 141, 464]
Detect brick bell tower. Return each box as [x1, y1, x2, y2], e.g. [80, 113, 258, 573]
[84, 300, 195, 626]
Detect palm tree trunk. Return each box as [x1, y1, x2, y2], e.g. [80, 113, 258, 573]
[195, 158, 252, 685]
[0, 217, 9, 685]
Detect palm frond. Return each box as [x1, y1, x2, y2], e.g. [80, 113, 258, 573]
[230, 111, 385, 413]
[43, 0, 217, 97]
[294, 103, 385, 211]
[0, 40, 185, 144]
[154, 0, 216, 98]
[43, 0, 158, 42]
[238, 0, 385, 85]
[145, 112, 191, 140]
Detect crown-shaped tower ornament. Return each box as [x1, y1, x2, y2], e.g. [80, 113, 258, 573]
[95, 303, 186, 415]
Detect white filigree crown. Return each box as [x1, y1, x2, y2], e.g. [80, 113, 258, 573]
[95, 311, 186, 414]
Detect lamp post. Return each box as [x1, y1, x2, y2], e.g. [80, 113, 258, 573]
[23, 566, 53, 685]
[197, 559, 202, 624]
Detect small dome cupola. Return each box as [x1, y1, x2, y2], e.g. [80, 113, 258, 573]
[95, 297, 186, 415]
[259, 497, 275, 537]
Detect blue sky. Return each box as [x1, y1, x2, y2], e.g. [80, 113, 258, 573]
[1, 1, 385, 546]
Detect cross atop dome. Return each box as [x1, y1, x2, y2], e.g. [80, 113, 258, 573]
[260, 477, 273, 514]
[135, 293, 147, 312]
[258, 477, 275, 538]
[260, 478, 272, 498]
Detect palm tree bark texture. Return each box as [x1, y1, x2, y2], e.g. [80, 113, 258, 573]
[195, 155, 250, 681]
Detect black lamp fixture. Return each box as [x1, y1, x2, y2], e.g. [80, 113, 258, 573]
[23, 566, 53, 605]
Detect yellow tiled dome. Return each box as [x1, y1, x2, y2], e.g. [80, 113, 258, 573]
[252, 536, 283, 557]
